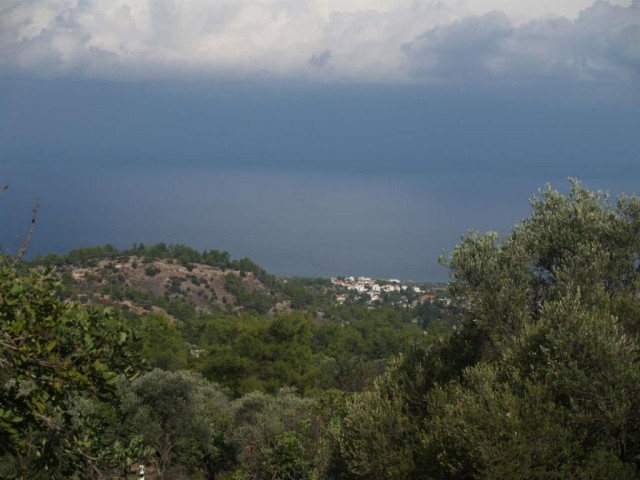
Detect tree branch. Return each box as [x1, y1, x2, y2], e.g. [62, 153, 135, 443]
[12, 200, 39, 267]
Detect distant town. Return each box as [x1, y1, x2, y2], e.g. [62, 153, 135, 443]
[330, 276, 451, 307]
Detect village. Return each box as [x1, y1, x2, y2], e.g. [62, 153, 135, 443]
[330, 276, 450, 308]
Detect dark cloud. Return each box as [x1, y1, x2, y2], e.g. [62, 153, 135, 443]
[308, 49, 331, 68]
[403, 0, 640, 81]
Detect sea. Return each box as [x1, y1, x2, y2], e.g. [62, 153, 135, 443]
[4, 163, 625, 282]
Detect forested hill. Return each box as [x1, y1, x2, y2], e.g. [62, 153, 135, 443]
[28, 243, 330, 318]
[30, 243, 348, 320]
[31, 243, 273, 282]
[23, 242, 457, 397]
[28, 243, 450, 321]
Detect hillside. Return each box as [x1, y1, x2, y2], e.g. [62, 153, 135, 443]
[67, 256, 281, 317]
[29, 246, 320, 320]
[21, 242, 458, 401]
[29, 243, 451, 323]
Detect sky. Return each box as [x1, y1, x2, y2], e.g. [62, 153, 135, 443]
[1, 0, 639, 280]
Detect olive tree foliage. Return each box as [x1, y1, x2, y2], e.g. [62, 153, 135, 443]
[229, 387, 321, 480]
[0, 189, 145, 478]
[420, 294, 640, 480]
[334, 180, 640, 479]
[333, 381, 417, 479]
[444, 180, 640, 353]
[118, 369, 235, 479]
[0, 266, 141, 478]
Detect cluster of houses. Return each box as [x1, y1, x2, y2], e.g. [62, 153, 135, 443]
[330, 276, 438, 306]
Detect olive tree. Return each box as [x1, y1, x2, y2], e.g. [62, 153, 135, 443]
[0, 266, 141, 478]
[334, 180, 640, 479]
[119, 369, 234, 479]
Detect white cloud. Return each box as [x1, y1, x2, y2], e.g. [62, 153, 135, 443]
[0, 0, 637, 82]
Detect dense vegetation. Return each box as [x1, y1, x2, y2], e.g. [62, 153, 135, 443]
[331, 180, 640, 479]
[2, 180, 639, 478]
[0, 266, 142, 477]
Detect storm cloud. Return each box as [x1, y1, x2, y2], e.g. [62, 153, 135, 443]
[403, 1, 640, 81]
[0, 0, 637, 82]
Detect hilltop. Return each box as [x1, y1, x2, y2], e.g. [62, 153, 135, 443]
[28, 243, 451, 323]
[61, 255, 275, 319]
[29, 243, 324, 320]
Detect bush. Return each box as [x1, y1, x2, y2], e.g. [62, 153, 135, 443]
[144, 265, 161, 277]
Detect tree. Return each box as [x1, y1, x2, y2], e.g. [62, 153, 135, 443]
[139, 312, 189, 371]
[119, 369, 234, 479]
[442, 179, 640, 357]
[229, 388, 320, 480]
[334, 180, 640, 478]
[0, 266, 141, 477]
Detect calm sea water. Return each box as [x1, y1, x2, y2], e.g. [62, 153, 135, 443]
[4, 163, 618, 282]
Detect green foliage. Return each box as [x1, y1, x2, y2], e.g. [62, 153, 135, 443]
[144, 265, 161, 277]
[123, 287, 198, 322]
[0, 266, 142, 476]
[442, 179, 640, 359]
[311, 305, 428, 391]
[119, 369, 235, 478]
[229, 388, 321, 480]
[196, 313, 319, 396]
[63, 395, 154, 478]
[224, 272, 275, 314]
[421, 365, 585, 480]
[334, 180, 640, 478]
[412, 300, 458, 330]
[139, 312, 189, 371]
[316, 304, 423, 359]
[334, 386, 417, 479]
[179, 304, 432, 397]
[31, 243, 277, 287]
[281, 277, 331, 309]
[261, 429, 316, 480]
